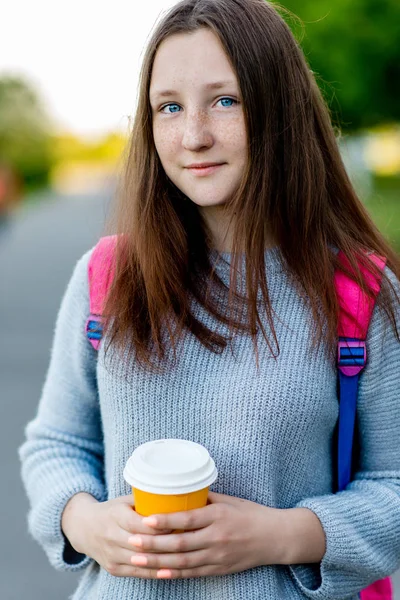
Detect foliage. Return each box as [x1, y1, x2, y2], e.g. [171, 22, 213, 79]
[366, 175, 400, 252]
[276, 0, 400, 131]
[0, 75, 55, 190]
[52, 131, 126, 164]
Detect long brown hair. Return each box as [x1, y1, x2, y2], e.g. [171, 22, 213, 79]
[103, 0, 400, 372]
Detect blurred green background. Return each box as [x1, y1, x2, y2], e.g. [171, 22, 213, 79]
[281, 0, 400, 251]
[0, 0, 399, 250]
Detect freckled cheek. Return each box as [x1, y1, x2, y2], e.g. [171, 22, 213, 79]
[209, 118, 247, 158]
[153, 126, 181, 161]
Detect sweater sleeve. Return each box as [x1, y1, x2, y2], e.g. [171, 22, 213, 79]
[18, 248, 107, 572]
[289, 266, 400, 598]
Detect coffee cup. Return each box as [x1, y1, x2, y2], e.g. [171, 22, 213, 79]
[123, 439, 218, 517]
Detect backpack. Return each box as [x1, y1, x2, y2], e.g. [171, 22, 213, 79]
[85, 235, 392, 600]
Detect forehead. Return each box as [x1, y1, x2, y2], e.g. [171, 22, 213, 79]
[149, 28, 238, 95]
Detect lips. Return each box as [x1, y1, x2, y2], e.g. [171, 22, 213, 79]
[185, 162, 224, 169]
[186, 164, 224, 176]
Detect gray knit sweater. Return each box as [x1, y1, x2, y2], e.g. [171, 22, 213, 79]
[19, 246, 400, 599]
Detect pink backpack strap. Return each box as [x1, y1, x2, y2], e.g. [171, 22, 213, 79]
[335, 250, 386, 340]
[360, 578, 393, 600]
[85, 235, 118, 350]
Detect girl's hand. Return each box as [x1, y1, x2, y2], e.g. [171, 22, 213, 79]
[61, 493, 173, 577]
[126, 491, 287, 579]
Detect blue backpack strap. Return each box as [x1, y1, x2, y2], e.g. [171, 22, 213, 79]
[337, 338, 367, 491]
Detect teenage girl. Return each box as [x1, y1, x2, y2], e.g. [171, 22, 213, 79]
[19, 1, 400, 599]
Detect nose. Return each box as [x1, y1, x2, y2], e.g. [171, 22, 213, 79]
[181, 109, 213, 151]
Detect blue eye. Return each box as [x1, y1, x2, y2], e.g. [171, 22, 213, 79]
[218, 98, 237, 108]
[161, 103, 181, 114]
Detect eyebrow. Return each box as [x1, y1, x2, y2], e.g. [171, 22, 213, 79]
[150, 80, 237, 102]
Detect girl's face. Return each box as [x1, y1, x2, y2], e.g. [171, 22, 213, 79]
[150, 28, 248, 213]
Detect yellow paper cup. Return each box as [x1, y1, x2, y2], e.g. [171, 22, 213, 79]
[123, 439, 218, 518]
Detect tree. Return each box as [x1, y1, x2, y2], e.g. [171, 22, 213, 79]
[0, 75, 54, 191]
[277, 0, 400, 130]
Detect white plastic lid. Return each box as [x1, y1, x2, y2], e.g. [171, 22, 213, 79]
[123, 439, 218, 495]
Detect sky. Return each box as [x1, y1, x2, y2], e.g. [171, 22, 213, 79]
[0, 0, 177, 138]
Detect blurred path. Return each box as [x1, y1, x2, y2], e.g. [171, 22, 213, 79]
[1, 185, 399, 599]
[0, 186, 111, 599]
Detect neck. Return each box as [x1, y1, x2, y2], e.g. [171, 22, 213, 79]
[198, 204, 235, 253]
[199, 204, 275, 254]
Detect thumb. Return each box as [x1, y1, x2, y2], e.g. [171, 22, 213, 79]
[114, 494, 134, 505]
[208, 491, 240, 505]
[208, 492, 248, 506]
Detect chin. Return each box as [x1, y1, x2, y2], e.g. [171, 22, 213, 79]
[180, 188, 229, 207]
[188, 197, 227, 208]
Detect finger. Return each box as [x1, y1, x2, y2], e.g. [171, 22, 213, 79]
[114, 528, 158, 553]
[112, 494, 171, 531]
[130, 548, 210, 570]
[156, 565, 218, 579]
[107, 548, 173, 575]
[128, 527, 208, 554]
[142, 505, 213, 532]
[116, 528, 172, 553]
[118, 506, 173, 536]
[107, 563, 161, 579]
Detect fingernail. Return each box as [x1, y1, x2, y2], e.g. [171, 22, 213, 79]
[157, 569, 172, 578]
[143, 516, 158, 527]
[131, 554, 147, 566]
[129, 536, 143, 547]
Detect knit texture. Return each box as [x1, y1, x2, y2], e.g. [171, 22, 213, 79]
[19, 246, 400, 600]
